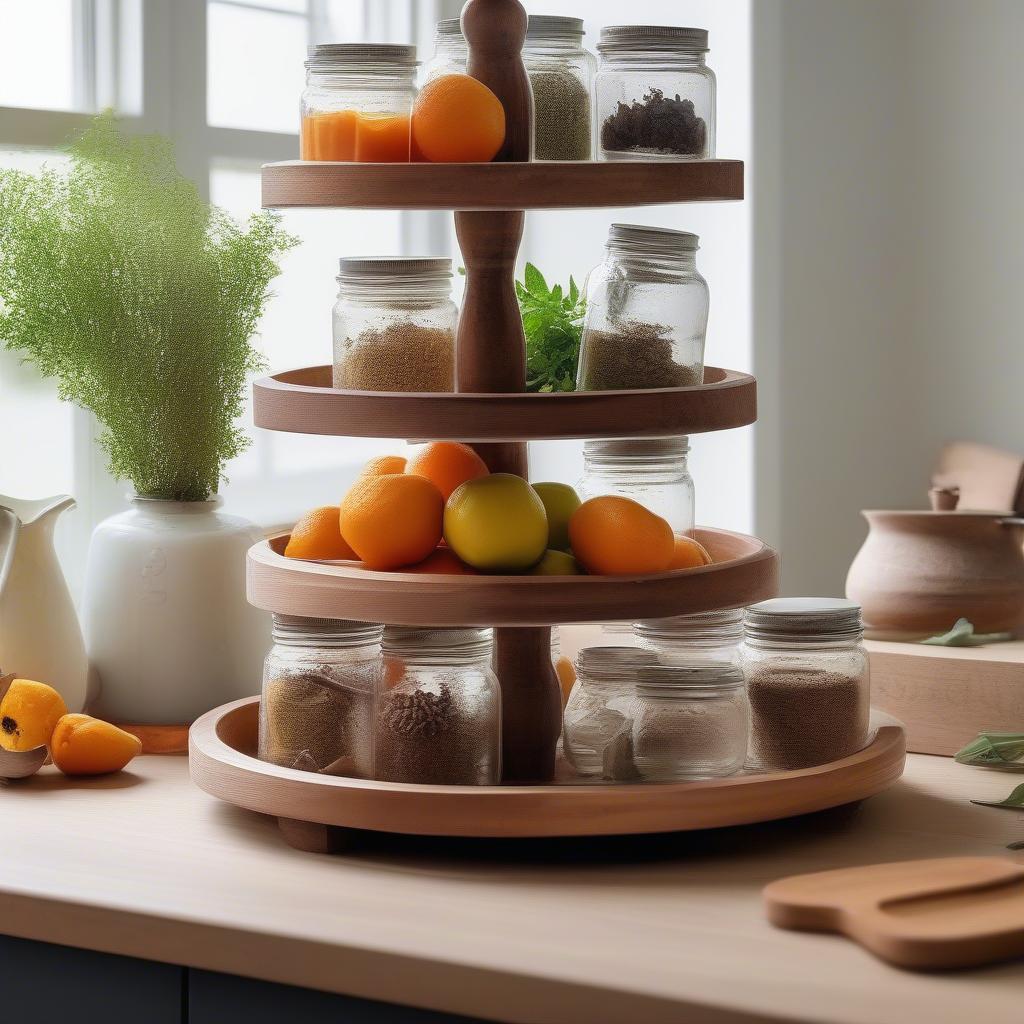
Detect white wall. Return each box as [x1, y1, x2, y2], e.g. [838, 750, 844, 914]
[753, 0, 1024, 596]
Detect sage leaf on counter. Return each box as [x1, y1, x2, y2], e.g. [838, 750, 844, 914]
[921, 618, 1013, 646]
[955, 733, 1024, 771]
[971, 782, 1024, 810]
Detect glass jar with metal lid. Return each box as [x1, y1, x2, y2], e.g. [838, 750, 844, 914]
[576, 224, 709, 391]
[628, 662, 748, 780]
[523, 16, 596, 161]
[301, 43, 418, 161]
[423, 19, 468, 82]
[259, 615, 382, 777]
[742, 599, 870, 772]
[635, 608, 743, 667]
[375, 627, 500, 785]
[332, 256, 457, 392]
[596, 25, 715, 160]
[564, 646, 656, 777]
[579, 436, 694, 534]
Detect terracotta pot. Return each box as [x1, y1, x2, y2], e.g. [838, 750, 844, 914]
[846, 509, 1024, 639]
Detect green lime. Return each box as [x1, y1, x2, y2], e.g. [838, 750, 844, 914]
[529, 549, 581, 576]
[531, 482, 581, 552]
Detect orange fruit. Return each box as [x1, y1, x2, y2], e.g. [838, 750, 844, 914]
[340, 473, 444, 570]
[667, 534, 714, 570]
[0, 679, 67, 751]
[360, 454, 407, 477]
[568, 496, 675, 576]
[50, 714, 142, 776]
[406, 441, 489, 501]
[284, 505, 357, 560]
[406, 548, 477, 575]
[412, 74, 506, 162]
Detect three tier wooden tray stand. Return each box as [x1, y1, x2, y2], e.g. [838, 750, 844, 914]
[189, 0, 906, 851]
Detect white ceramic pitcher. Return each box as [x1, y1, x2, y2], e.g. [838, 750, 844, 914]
[0, 495, 89, 710]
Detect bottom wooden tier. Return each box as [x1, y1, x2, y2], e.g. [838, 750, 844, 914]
[189, 698, 907, 849]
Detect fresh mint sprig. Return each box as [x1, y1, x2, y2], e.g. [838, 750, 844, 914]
[515, 262, 585, 393]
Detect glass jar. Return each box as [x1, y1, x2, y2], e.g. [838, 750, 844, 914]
[576, 224, 709, 391]
[635, 608, 743, 667]
[742, 599, 871, 772]
[332, 257, 457, 392]
[596, 25, 715, 160]
[301, 43, 418, 162]
[423, 19, 467, 82]
[258, 615, 382, 777]
[523, 16, 596, 161]
[550, 625, 576, 708]
[579, 436, 695, 534]
[629, 662, 748, 780]
[564, 646, 655, 777]
[375, 627, 500, 785]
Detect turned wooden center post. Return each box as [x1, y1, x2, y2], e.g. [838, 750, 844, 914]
[456, 0, 560, 783]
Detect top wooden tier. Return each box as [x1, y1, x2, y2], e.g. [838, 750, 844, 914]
[261, 160, 744, 211]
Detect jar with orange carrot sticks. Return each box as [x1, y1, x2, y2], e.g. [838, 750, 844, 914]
[301, 44, 418, 162]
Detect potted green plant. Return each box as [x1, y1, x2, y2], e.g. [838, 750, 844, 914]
[0, 115, 297, 723]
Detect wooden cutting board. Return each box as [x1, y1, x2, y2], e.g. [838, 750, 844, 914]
[764, 857, 1024, 970]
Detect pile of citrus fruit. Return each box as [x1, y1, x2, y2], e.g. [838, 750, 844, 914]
[284, 441, 714, 577]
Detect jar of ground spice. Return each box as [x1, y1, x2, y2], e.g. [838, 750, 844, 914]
[301, 44, 418, 162]
[742, 599, 871, 772]
[629, 662, 748, 780]
[635, 608, 743, 668]
[258, 615, 382, 777]
[596, 26, 715, 160]
[576, 224, 709, 391]
[332, 257, 457, 392]
[579, 436, 695, 534]
[375, 626, 500, 785]
[523, 16, 596, 161]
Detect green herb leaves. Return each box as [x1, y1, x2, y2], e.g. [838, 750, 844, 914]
[955, 733, 1024, 770]
[0, 114, 297, 501]
[515, 262, 585, 393]
[971, 782, 1024, 810]
[922, 618, 1013, 647]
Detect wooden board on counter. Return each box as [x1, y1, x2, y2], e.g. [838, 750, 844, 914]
[867, 639, 1024, 756]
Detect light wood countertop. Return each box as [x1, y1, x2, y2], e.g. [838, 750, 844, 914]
[0, 753, 1022, 1024]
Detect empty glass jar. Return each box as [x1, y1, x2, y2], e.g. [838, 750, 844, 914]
[635, 608, 743, 667]
[629, 662, 748, 780]
[564, 646, 655, 777]
[742, 599, 871, 772]
[259, 615, 382, 777]
[596, 25, 715, 160]
[333, 257, 457, 392]
[375, 627, 500, 785]
[423, 19, 467, 82]
[301, 44, 418, 161]
[579, 436, 695, 534]
[576, 224, 709, 391]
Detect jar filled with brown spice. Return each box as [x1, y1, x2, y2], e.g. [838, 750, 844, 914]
[741, 598, 870, 772]
[375, 626, 500, 785]
[259, 615, 382, 777]
[332, 256, 457, 392]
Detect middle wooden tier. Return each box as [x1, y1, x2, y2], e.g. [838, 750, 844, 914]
[253, 365, 755, 441]
[248, 528, 778, 626]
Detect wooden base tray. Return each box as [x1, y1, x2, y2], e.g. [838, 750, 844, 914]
[248, 527, 779, 626]
[189, 698, 906, 848]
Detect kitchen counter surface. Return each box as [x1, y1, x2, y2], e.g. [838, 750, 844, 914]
[1, 751, 1022, 1024]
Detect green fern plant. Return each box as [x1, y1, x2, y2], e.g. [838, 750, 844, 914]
[0, 114, 297, 501]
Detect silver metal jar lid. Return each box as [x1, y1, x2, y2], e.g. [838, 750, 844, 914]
[744, 598, 863, 643]
[575, 646, 658, 680]
[527, 15, 585, 39]
[636, 661, 744, 697]
[606, 223, 699, 257]
[382, 626, 493, 659]
[635, 608, 744, 644]
[305, 43, 418, 71]
[598, 25, 709, 53]
[272, 614, 383, 648]
[337, 256, 452, 283]
[435, 19, 463, 37]
[583, 436, 690, 463]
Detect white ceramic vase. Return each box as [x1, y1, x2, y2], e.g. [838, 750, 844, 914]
[83, 496, 271, 723]
[0, 494, 89, 711]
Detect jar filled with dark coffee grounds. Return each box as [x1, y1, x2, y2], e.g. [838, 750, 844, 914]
[259, 615, 383, 777]
[577, 224, 709, 391]
[741, 599, 871, 772]
[332, 257, 457, 392]
[596, 25, 715, 160]
[374, 627, 500, 785]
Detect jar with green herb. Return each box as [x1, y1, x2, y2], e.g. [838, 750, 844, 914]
[576, 224, 709, 391]
[332, 257, 457, 392]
